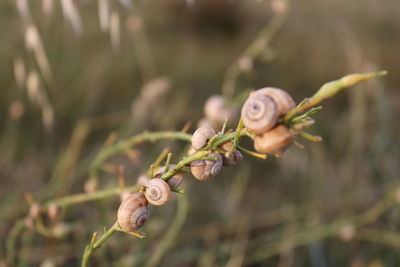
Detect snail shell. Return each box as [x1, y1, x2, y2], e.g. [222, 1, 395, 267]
[253, 87, 295, 116]
[190, 153, 223, 181]
[153, 165, 184, 189]
[222, 150, 243, 167]
[254, 124, 293, 155]
[204, 95, 237, 124]
[136, 175, 150, 187]
[144, 178, 171, 206]
[117, 192, 149, 232]
[192, 126, 217, 150]
[241, 94, 279, 134]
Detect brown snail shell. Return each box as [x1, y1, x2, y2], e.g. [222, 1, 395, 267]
[192, 126, 216, 150]
[190, 153, 222, 181]
[144, 178, 171, 206]
[204, 95, 237, 124]
[153, 165, 184, 189]
[254, 124, 293, 155]
[222, 150, 243, 167]
[136, 175, 150, 187]
[117, 192, 149, 232]
[241, 94, 279, 134]
[253, 87, 295, 116]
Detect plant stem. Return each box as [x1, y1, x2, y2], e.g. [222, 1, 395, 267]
[81, 222, 119, 267]
[43, 185, 138, 209]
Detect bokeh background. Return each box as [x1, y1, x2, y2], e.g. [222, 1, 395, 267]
[1, 0, 400, 266]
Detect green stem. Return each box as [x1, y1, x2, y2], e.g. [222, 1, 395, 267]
[43, 185, 138, 209]
[81, 222, 119, 267]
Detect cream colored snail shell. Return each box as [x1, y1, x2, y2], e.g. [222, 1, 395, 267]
[253, 87, 295, 116]
[117, 192, 149, 232]
[153, 165, 184, 189]
[192, 126, 217, 150]
[254, 124, 293, 155]
[190, 153, 222, 181]
[136, 175, 150, 187]
[204, 95, 237, 124]
[241, 94, 279, 134]
[222, 150, 243, 167]
[144, 178, 171, 206]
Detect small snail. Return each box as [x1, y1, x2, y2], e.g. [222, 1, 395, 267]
[187, 145, 197, 156]
[117, 192, 149, 232]
[190, 153, 223, 181]
[136, 175, 150, 187]
[192, 126, 216, 150]
[219, 141, 243, 167]
[204, 95, 237, 124]
[253, 87, 295, 116]
[144, 178, 171, 206]
[241, 94, 279, 134]
[254, 124, 293, 155]
[222, 150, 243, 167]
[153, 165, 184, 189]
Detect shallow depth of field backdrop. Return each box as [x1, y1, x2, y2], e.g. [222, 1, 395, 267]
[1, 0, 400, 266]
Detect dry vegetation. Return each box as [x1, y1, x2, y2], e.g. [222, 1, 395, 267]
[1, 0, 400, 266]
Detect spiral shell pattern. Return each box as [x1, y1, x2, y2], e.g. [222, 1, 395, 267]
[117, 193, 149, 232]
[153, 165, 184, 189]
[190, 153, 222, 181]
[253, 87, 295, 116]
[145, 178, 171, 206]
[241, 94, 279, 134]
[192, 126, 217, 150]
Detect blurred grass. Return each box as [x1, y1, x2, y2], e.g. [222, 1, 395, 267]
[1, 0, 400, 266]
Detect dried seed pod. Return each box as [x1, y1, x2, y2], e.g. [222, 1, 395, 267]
[136, 175, 150, 187]
[222, 150, 243, 167]
[241, 94, 279, 134]
[153, 165, 184, 189]
[192, 126, 216, 150]
[117, 193, 149, 232]
[144, 178, 171, 206]
[204, 95, 237, 124]
[254, 124, 293, 155]
[253, 87, 295, 115]
[190, 153, 222, 181]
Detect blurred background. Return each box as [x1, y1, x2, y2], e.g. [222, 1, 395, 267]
[1, 0, 400, 266]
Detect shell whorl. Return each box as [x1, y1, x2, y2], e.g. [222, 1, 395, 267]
[136, 175, 150, 187]
[241, 94, 279, 134]
[153, 165, 184, 189]
[253, 87, 295, 116]
[117, 193, 149, 232]
[190, 153, 222, 181]
[144, 178, 171, 206]
[192, 126, 217, 150]
[254, 124, 293, 155]
[222, 150, 243, 167]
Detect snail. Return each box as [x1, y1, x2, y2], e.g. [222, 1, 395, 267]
[192, 126, 216, 150]
[219, 141, 243, 167]
[253, 87, 295, 116]
[153, 165, 184, 189]
[241, 93, 279, 134]
[187, 145, 197, 156]
[254, 124, 293, 155]
[204, 95, 237, 124]
[222, 150, 243, 167]
[136, 174, 150, 187]
[190, 153, 223, 181]
[144, 178, 171, 206]
[117, 192, 149, 232]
